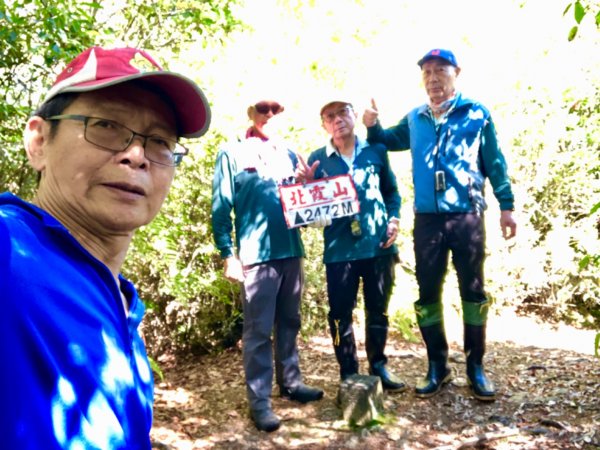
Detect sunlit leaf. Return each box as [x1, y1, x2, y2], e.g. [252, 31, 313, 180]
[568, 25, 579, 40]
[574, 1, 585, 24]
[579, 255, 590, 269]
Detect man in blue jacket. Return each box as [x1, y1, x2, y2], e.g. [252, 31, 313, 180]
[1, 46, 211, 449]
[297, 98, 407, 392]
[363, 48, 517, 401]
[211, 98, 323, 432]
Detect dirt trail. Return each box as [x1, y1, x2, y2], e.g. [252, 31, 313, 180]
[150, 312, 599, 449]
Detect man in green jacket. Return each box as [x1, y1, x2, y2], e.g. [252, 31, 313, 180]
[363, 48, 517, 401]
[211, 98, 323, 432]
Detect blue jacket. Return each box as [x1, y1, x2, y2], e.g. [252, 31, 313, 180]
[307, 136, 400, 264]
[211, 137, 305, 265]
[367, 92, 514, 213]
[0, 193, 153, 450]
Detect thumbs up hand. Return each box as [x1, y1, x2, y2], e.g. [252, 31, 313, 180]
[362, 98, 379, 128]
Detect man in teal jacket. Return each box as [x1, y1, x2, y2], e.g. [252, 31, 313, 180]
[297, 98, 407, 391]
[363, 48, 517, 401]
[211, 99, 323, 432]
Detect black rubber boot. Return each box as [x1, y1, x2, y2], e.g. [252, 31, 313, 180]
[370, 361, 407, 392]
[464, 324, 496, 401]
[328, 317, 359, 380]
[415, 323, 452, 398]
[366, 324, 407, 392]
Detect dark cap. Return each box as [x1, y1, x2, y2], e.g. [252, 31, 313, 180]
[417, 49, 458, 68]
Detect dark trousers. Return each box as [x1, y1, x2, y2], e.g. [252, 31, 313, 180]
[241, 257, 303, 411]
[325, 254, 397, 378]
[413, 213, 487, 325]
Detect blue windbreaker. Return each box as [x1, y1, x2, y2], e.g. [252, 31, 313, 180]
[0, 193, 153, 450]
[367, 92, 514, 213]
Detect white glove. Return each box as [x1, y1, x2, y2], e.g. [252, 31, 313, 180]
[308, 214, 332, 228]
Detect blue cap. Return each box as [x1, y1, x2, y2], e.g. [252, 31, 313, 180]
[417, 49, 458, 68]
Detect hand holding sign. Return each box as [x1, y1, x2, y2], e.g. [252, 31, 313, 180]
[307, 214, 332, 228]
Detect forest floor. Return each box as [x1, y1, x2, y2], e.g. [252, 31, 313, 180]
[150, 309, 599, 450]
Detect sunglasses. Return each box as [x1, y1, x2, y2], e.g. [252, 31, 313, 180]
[254, 102, 284, 115]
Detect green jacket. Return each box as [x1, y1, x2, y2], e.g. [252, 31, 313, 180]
[211, 138, 305, 265]
[307, 136, 400, 264]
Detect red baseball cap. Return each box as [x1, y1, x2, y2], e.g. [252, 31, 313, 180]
[42, 46, 211, 138]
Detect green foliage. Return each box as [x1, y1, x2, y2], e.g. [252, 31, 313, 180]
[510, 81, 600, 332]
[563, 1, 600, 40]
[390, 309, 419, 344]
[97, 0, 241, 51]
[0, 0, 100, 199]
[148, 356, 165, 382]
[299, 227, 329, 338]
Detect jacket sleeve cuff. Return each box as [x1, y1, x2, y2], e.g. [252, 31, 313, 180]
[220, 248, 234, 259]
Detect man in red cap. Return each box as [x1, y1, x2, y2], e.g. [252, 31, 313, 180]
[363, 48, 517, 402]
[0, 46, 210, 449]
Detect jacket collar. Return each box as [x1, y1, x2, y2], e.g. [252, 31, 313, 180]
[417, 91, 473, 116]
[325, 135, 368, 157]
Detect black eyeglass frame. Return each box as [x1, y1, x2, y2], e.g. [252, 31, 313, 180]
[45, 114, 188, 167]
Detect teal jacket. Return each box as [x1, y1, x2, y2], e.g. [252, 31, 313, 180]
[307, 136, 400, 264]
[211, 138, 305, 265]
[367, 92, 514, 213]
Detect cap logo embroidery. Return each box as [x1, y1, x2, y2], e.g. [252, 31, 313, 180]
[432, 50, 440, 55]
[130, 52, 156, 73]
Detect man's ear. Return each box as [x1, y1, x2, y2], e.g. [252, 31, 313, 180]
[24, 116, 49, 172]
[247, 105, 255, 120]
[454, 66, 461, 77]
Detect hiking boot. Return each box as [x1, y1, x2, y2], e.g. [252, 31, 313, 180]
[249, 408, 281, 432]
[280, 384, 324, 404]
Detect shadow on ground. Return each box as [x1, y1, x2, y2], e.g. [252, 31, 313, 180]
[150, 320, 599, 450]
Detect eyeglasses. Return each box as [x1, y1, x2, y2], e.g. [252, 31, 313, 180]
[322, 106, 353, 124]
[45, 114, 188, 167]
[254, 102, 284, 115]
